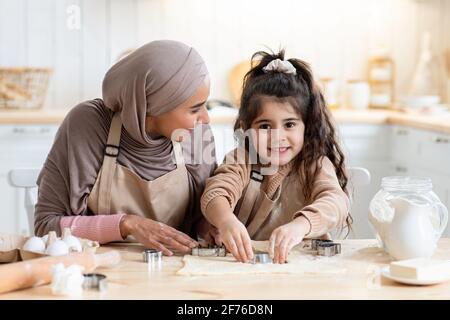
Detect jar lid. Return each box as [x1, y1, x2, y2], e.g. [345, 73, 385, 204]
[381, 176, 432, 192]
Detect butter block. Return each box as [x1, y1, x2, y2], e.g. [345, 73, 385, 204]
[390, 258, 450, 280]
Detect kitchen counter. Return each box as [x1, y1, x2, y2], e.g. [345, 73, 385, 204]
[3, 238, 450, 299]
[1, 108, 450, 134]
[0, 109, 70, 125]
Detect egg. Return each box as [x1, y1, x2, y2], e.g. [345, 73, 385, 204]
[62, 228, 82, 253]
[46, 240, 69, 256]
[22, 236, 46, 253]
[45, 231, 58, 247]
[42, 234, 61, 244]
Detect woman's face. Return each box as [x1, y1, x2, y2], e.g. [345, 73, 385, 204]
[250, 100, 305, 166]
[146, 77, 211, 138]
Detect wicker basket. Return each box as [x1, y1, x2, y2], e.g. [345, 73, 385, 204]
[0, 67, 52, 109]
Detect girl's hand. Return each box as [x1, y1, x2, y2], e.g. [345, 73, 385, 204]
[269, 216, 311, 264]
[120, 215, 198, 256]
[216, 215, 254, 263]
[195, 217, 220, 246]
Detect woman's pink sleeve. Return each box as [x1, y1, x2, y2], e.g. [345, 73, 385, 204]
[60, 214, 126, 244]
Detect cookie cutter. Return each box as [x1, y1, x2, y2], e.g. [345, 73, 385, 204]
[250, 252, 272, 264]
[311, 239, 333, 251]
[142, 249, 162, 263]
[83, 273, 108, 292]
[316, 242, 341, 257]
[191, 245, 226, 257]
[143, 248, 163, 272]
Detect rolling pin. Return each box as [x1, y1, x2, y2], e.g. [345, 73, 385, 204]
[0, 250, 121, 294]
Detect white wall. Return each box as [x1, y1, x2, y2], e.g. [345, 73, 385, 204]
[0, 0, 449, 110]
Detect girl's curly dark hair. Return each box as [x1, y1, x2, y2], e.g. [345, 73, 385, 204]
[234, 49, 352, 235]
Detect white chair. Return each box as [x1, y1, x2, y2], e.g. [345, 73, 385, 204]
[7, 168, 41, 236]
[332, 166, 371, 239]
[348, 167, 371, 188]
[347, 166, 372, 217]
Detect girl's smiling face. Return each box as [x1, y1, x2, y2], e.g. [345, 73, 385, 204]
[250, 99, 305, 166]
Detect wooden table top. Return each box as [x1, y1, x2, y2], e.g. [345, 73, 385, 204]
[3, 239, 450, 300]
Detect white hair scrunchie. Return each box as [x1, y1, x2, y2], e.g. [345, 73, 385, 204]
[262, 59, 297, 75]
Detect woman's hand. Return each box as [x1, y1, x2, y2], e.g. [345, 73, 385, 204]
[269, 216, 311, 264]
[216, 215, 253, 263]
[120, 215, 198, 256]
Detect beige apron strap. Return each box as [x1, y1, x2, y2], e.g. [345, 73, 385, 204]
[246, 186, 281, 238]
[172, 141, 185, 166]
[98, 112, 122, 214]
[237, 170, 264, 226]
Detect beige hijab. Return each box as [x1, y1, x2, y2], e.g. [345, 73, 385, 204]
[35, 40, 217, 236]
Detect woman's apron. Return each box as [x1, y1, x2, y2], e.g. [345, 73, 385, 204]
[87, 112, 190, 229]
[235, 167, 330, 240]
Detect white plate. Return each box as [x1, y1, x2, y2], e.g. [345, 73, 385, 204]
[381, 266, 450, 286]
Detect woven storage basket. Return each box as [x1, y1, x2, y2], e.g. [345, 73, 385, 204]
[0, 67, 52, 109]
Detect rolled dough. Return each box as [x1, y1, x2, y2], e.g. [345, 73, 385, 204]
[177, 241, 347, 276]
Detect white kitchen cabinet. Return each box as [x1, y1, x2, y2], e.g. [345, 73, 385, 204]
[390, 126, 419, 167]
[338, 124, 391, 163]
[0, 124, 59, 235]
[416, 130, 450, 176]
[0, 172, 18, 235]
[391, 125, 450, 176]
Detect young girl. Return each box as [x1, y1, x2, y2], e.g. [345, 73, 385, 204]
[200, 50, 351, 264]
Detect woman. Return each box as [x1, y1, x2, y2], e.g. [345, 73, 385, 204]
[34, 40, 217, 256]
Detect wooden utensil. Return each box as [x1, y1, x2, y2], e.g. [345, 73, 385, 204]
[0, 250, 120, 294]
